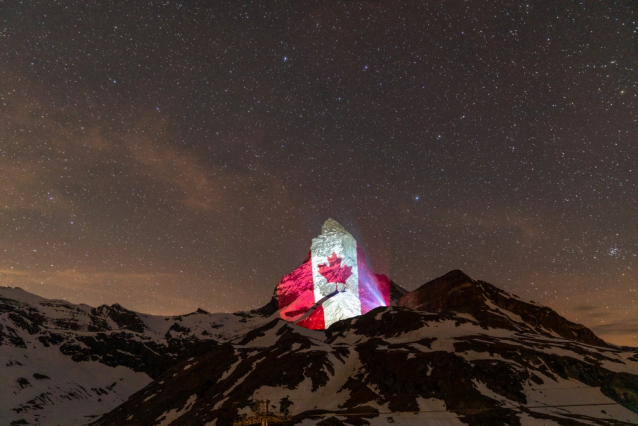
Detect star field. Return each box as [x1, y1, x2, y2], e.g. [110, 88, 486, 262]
[1, 1, 637, 345]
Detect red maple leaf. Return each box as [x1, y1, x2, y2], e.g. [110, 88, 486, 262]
[318, 252, 353, 285]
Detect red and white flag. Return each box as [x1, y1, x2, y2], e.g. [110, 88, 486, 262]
[277, 219, 390, 329]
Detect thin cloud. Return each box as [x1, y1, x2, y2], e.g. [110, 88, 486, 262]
[571, 304, 599, 313]
[0, 268, 201, 315]
[590, 319, 638, 336]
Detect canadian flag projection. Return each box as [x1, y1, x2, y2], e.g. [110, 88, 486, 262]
[276, 219, 390, 329]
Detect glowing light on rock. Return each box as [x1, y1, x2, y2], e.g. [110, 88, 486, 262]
[276, 219, 390, 329]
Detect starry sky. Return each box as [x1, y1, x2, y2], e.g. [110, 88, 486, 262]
[1, 1, 637, 346]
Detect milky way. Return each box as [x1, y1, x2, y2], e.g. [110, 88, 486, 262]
[1, 1, 636, 345]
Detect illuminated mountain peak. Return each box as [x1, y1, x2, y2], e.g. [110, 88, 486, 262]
[321, 218, 348, 236]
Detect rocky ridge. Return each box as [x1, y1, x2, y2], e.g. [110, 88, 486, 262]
[398, 270, 608, 347]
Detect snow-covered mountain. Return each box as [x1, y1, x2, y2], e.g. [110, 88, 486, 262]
[0, 286, 276, 426]
[90, 271, 638, 426]
[3, 271, 638, 426]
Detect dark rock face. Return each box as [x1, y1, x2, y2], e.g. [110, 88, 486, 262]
[88, 303, 149, 333]
[51, 329, 218, 378]
[398, 270, 482, 312]
[389, 280, 409, 305]
[0, 322, 26, 348]
[398, 270, 609, 348]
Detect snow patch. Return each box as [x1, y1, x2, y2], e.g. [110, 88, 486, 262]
[367, 411, 464, 425]
[472, 379, 517, 406]
[213, 397, 227, 409]
[523, 377, 638, 423]
[415, 396, 447, 412]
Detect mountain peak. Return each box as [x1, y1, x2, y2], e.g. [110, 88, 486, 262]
[397, 269, 478, 312]
[399, 270, 610, 348]
[321, 217, 348, 235]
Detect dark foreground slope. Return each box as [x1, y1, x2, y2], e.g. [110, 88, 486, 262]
[92, 273, 638, 426]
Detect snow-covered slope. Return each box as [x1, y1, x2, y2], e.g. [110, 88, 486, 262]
[92, 308, 638, 425]
[0, 286, 276, 425]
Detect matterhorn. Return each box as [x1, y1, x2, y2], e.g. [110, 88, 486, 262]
[276, 218, 401, 329]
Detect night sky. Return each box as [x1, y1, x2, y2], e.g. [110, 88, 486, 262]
[1, 1, 636, 346]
